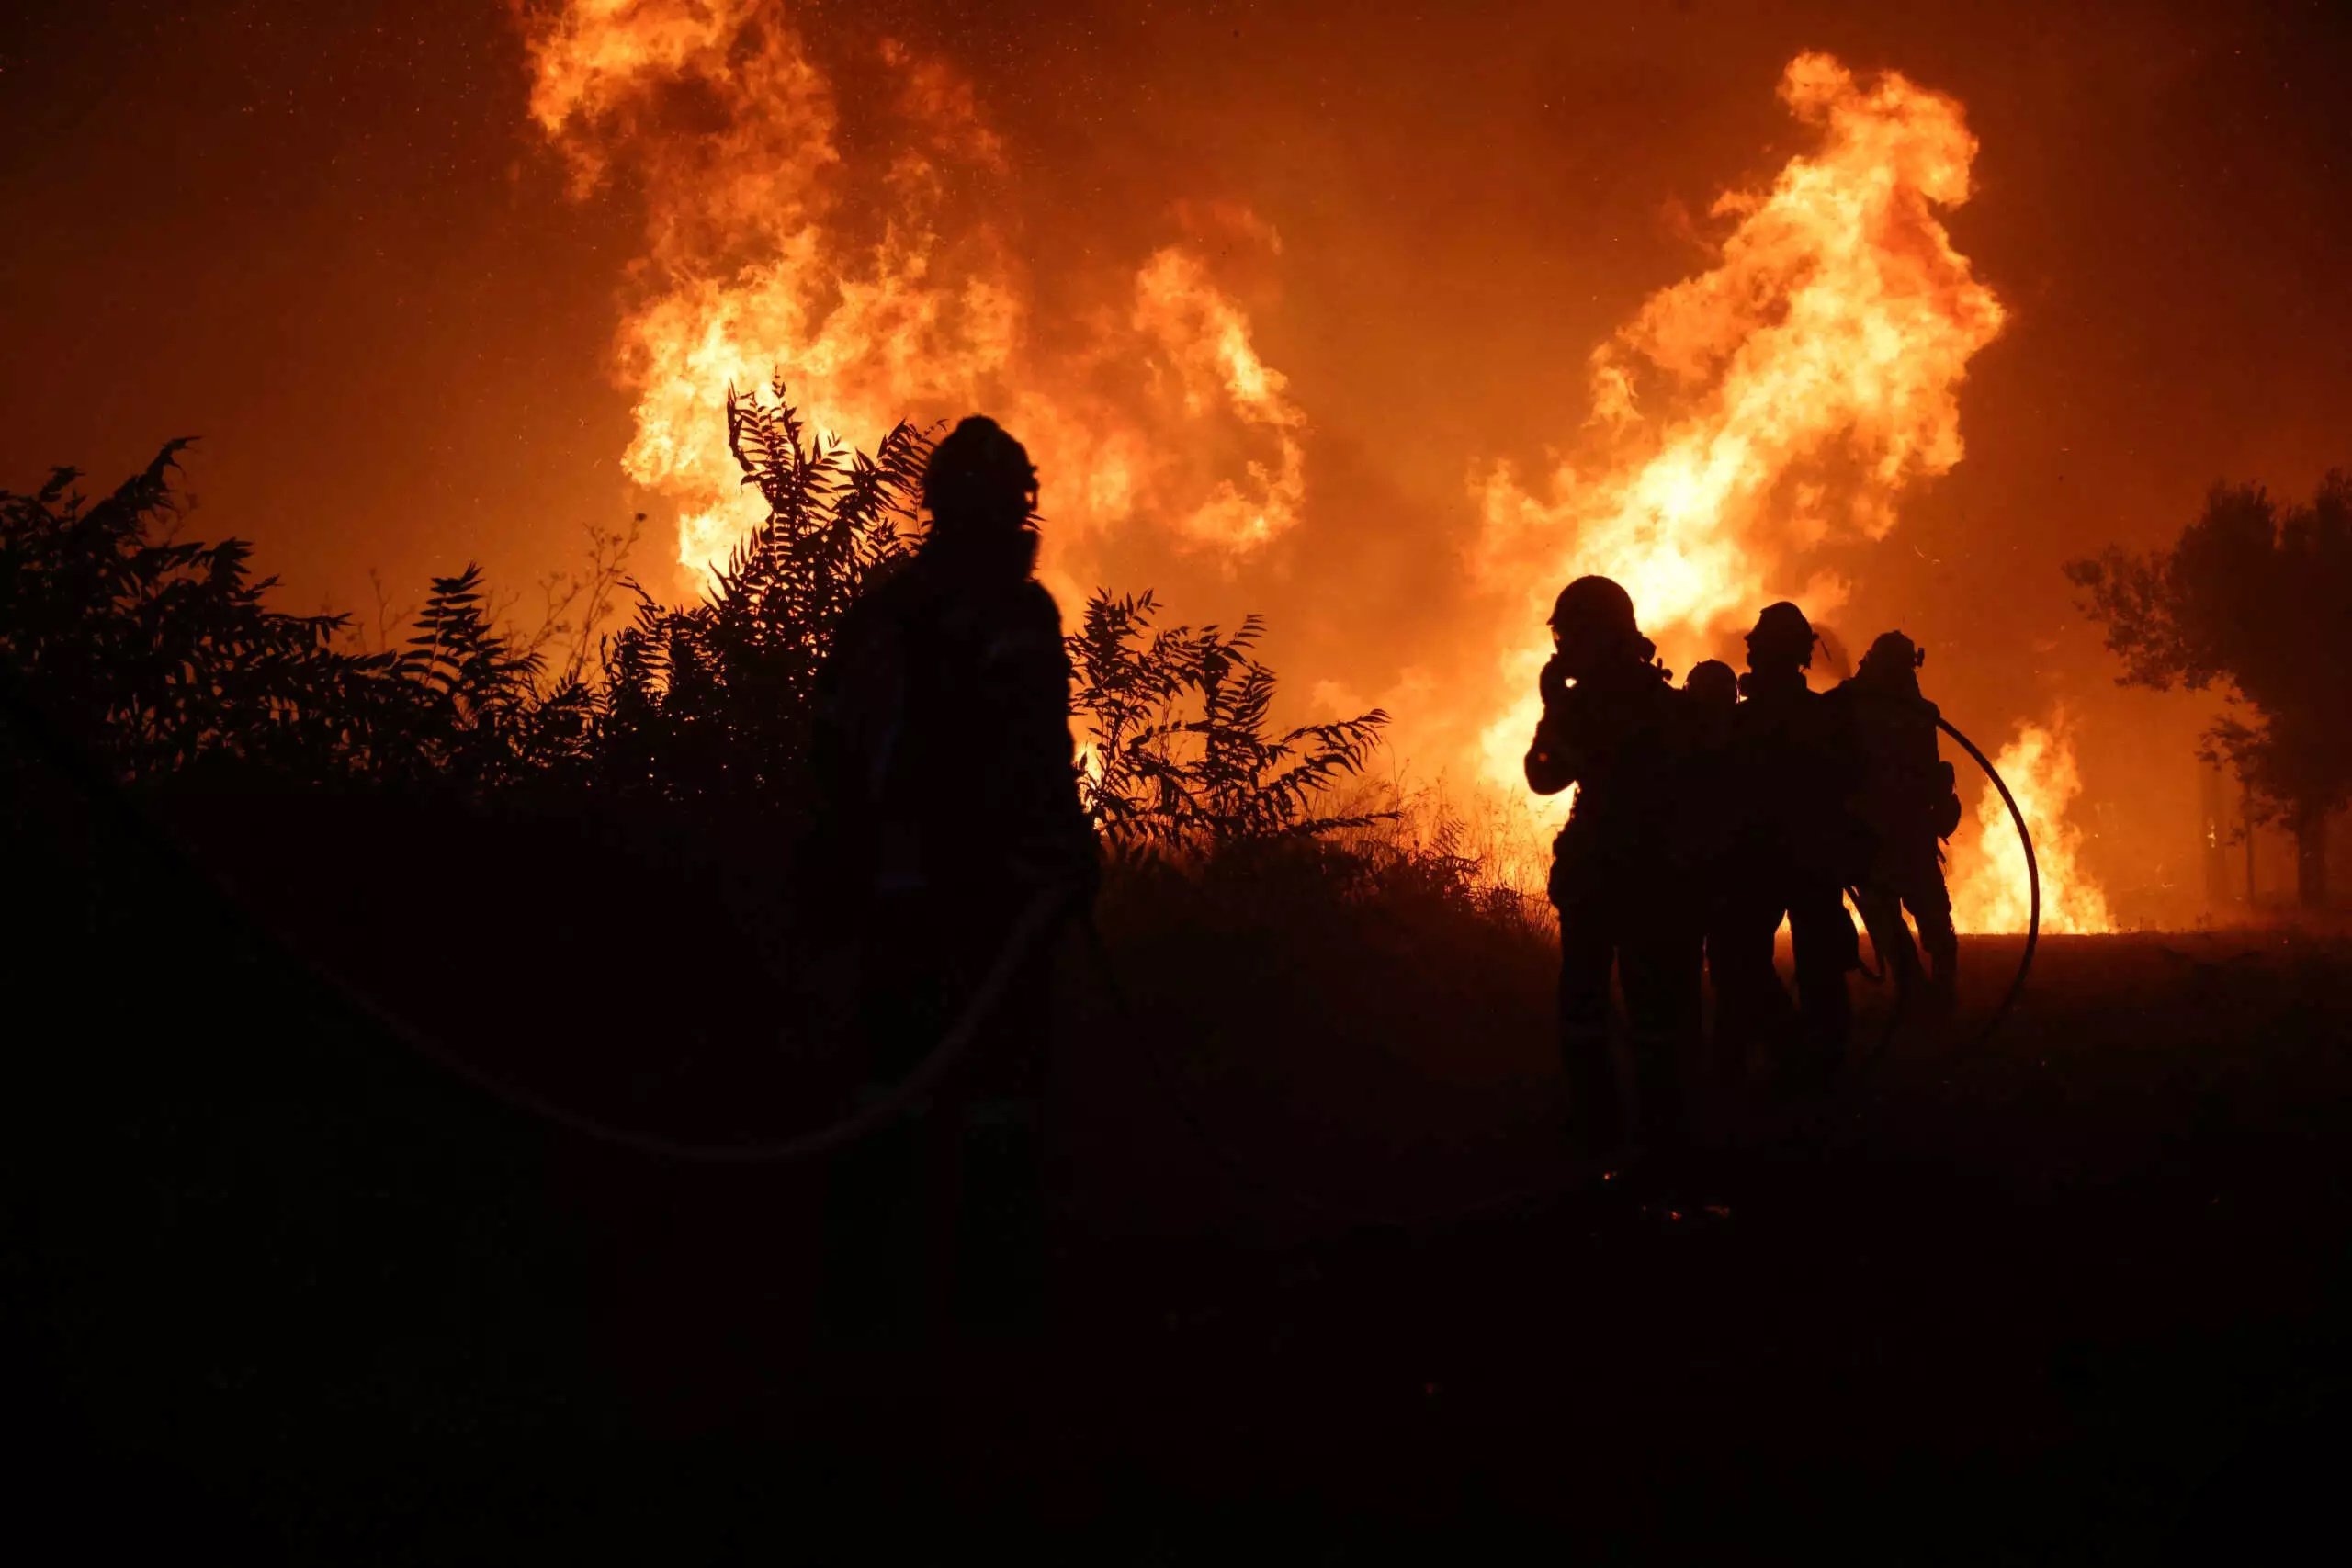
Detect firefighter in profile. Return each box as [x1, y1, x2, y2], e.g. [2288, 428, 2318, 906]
[1710, 601, 1865, 1081]
[1834, 631, 1962, 1016]
[809, 415, 1097, 1348]
[1525, 576, 1702, 1158]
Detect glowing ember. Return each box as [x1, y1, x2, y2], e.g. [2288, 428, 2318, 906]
[1472, 52, 2007, 789]
[1950, 716, 2115, 935]
[521, 1, 1304, 584]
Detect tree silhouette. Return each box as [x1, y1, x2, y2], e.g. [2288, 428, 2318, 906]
[2067, 473, 2352, 908]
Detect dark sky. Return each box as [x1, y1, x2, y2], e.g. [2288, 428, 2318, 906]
[6, 0, 2351, 915]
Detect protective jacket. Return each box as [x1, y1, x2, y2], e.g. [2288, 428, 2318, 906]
[1831, 682, 1962, 863]
[1727, 666, 1871, 889]
[810, 529, 1095, 910]
[1526, 658, 1694, 908]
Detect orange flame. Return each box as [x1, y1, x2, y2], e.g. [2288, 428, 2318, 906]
[1950, 715, 2115, 934]
[1131, 248, 1307, 552]
[523, 20, 2118, 925]
[520, 1, 1304, 585]
[1472, 52, 2007, 788]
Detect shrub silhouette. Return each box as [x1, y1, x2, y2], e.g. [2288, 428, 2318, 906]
[3, 381, 1392, 851]
[591, 381, 930, 813]
[388, 562, 600, 793]
[1069, 589, 1390, 847]
[0, 443, 605, 795]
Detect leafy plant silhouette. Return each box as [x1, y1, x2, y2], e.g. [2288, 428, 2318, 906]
[589, 378, 929, 813]
[591, 377, 1393, 843]
[0, 443, 606, 796]
[3, 442, 371, 784]
[389, 562, 597, 793]
[4, 380, 1395, 852]
[1069, 590, 1392, 847]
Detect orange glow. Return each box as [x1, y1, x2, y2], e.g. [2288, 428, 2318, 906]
[524, 20, 2119, 918]
[1472, 52, 2007, 791]
[1950, 715, 2115, 934]
[522, 1, 1305, 585]
[1131, 247, 1307, 552]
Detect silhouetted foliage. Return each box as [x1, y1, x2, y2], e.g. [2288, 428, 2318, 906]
[389, 562, 599, 792]
[2068, 473, 2352, 907]
[0, 444, 601, 796]
[1340, 791, 1552, 933]
[590, 381, 1395, 843]
[1, 442, 382, 784]
[590, 379, 931, 811]
[1069, 589, 1392, 847]
[6, 383, 1396, 855]
[512, 512, 645, 691]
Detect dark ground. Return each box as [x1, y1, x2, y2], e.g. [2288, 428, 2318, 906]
[6, 780, 2349, 1563]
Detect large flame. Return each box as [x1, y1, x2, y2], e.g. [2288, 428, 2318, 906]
[521, 17, 2120, 924]
[1950, 716, 2115, 935]
[520, 0, 1305, 584]
[1472, 53, 2008, 788]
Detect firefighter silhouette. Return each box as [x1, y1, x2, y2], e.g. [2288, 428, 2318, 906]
[810, 415, 1097, 1347]
[1680, 659, 1745, 1079]
[1833, 631, 1962, 1015]
[1708, 602, 1866, 1081]
[1526, 576, 1704, 1157]
[1684, 658, 1740, 719]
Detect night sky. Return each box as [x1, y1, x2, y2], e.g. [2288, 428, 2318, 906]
[7, 0, 2352, 916]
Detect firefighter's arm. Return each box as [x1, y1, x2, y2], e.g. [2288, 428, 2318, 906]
[1525, 718, 1577, 795]
[1524, 660, 1587, 796]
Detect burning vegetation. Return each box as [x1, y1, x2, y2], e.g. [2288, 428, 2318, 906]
[517, 7, 2107, 932]
[522, 0, 1307, 587]
[0, 418, 1394, 864]
[21, 14, 2352, 1555]
[1948, 716, 2117, 936]
[1472, 52, 2006, 729]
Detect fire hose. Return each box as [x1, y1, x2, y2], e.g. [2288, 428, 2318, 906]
[5, 653, 2038, 1196]
[1089, 712, 2044, 1232]
[1847, 715, 2041, 1074]
[0, 656, 1070, 1166]
[309, 883, 1073, 1165]
[1939, 712, 2043, 1047]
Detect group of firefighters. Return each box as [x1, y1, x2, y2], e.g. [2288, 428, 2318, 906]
[811, 416, 1967, 1341]
[1527, 575, 1964, 1160]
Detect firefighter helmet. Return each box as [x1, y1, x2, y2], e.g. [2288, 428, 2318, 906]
[1745, 601, 1816, 670]
[923, 416, 1038, 533]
